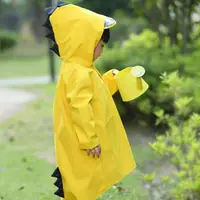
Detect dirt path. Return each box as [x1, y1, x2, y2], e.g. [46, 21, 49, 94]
[0, 76, 53, 87]
[0, 88, 37, 123]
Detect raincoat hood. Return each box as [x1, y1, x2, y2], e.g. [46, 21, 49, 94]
[49, 4, 115, 66]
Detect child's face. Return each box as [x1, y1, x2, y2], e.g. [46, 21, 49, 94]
[93, 40, 105, 61]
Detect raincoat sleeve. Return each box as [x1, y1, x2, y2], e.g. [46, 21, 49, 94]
[66, 70, 99, 150]
[102, 69, 118, 95]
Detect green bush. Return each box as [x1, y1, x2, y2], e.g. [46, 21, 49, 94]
[108, 11, 148, 45]
[97, 29, 200, 122]
[0, 30, 18, 52]
[184, 38, 200, 77]
[98, 29, 182, 82]
[143, 72, 200, 200]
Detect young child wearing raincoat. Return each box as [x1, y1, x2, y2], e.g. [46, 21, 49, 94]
[43, 2, 136, 200]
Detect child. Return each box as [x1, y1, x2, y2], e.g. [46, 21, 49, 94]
[43, 2, 136, 200]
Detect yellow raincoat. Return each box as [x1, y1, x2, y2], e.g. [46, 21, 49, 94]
[50, 4, 136, 200]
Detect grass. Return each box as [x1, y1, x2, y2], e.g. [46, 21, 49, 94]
[0, 56, 61, 78]
[0, 42, 61, 79]
[0, 84, 153, 200]
[0, 146, 56, 200]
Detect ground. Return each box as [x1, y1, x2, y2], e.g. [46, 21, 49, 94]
[0, 48, 156, 199]
[0, 83, 154, 200]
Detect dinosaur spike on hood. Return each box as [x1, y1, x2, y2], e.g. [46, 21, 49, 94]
[54, 187, 64, 198]
[45, 32, 56, 43]
[51, 168, 61, 178]
[44, 6, 55, 16]
[50, 44, 60, 57]
[42, 17, 52, 30]
[54, 178, 63, 187]
[57, 1, 68, 7]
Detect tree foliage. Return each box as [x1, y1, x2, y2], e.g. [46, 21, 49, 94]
[131, 0, 200, 52]
[78, 0, 133, 16]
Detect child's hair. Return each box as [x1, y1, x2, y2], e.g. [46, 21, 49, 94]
[101, 29, 110, 43]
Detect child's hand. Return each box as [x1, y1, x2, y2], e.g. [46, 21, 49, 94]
[87, 145, 101, 158]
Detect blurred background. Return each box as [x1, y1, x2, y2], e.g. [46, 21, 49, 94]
[0, 0, 200, 200]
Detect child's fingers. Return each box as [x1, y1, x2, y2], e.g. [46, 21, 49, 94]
[87, 145, 101, 158]
[91, 149, 96, 158]
[95, 146, 101, 158]
[87, 149, 91, 156]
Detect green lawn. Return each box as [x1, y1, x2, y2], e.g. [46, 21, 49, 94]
[0, 42, 61, 79]
[0, 84, 153, 200]
[0, 56, 61, 78]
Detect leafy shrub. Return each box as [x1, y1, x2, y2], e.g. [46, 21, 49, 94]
[96, 29, 200, 122]
[143, 72, 200, 200]
[0, 30, 18, 52]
